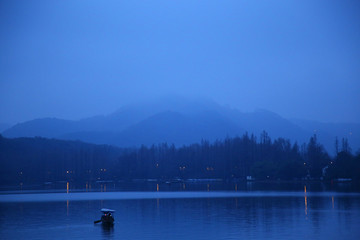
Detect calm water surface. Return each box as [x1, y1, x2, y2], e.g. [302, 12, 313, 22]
[0, 182, 359, 240]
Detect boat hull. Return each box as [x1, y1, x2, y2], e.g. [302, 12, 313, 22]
[101, 215, 114, 225]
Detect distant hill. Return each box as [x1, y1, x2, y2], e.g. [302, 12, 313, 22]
[2, 118, 78, 138]
[2, 98, 360, 153]
[111, 110, 244, 146]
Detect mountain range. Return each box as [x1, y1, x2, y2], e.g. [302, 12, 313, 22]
[2, 97, 359, 154]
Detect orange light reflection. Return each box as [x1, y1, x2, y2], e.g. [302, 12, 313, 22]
[66, 200, 69, 216]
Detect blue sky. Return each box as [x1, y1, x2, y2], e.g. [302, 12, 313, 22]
[1, 0, 359, 124]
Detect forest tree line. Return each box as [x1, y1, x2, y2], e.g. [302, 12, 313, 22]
[114, 132, 360, 181]
[0, 132, 359, 186]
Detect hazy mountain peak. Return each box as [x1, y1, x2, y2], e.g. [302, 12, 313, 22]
[2, 99, 359, 152]
[253, 109, 284, 118]
[111, 96, 222, 117]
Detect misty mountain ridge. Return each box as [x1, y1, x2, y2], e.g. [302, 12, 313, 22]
[2, 98, 359, 153]
[0, 123, 11, 133]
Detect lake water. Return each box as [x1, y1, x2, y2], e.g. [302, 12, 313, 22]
[1, 182, 360, 239]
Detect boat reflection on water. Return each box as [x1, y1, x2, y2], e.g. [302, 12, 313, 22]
[101, 222, 114, 236]
[98, 208, 115, 237]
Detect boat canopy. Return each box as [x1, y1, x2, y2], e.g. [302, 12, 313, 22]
[101, 208, 115, 213]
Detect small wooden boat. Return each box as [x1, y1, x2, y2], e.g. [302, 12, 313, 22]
[94, 208, 115, 225]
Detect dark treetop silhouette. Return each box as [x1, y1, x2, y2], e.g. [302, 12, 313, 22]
[0, 132, 359, 186]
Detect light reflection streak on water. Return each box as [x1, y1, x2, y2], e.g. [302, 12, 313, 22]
[332, 196, 334, 209]
[304, 185, 308, 216]
[66, 200, 69, 216]
[66, 182, 69, 194]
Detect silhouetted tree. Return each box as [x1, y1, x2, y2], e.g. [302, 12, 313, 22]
[306, 135, 329, 179]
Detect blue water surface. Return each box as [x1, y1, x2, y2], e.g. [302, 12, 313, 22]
[0, 182, 359, 240]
